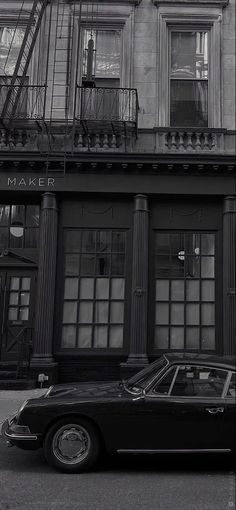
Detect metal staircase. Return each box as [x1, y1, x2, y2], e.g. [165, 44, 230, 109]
[1, 0, 48, 121]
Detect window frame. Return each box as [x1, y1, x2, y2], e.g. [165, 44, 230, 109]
[169, 28, 209, 128]
[223, 370, 236, 399]
[147, 364, 230, 399]
[60, 228, 129, 352]
[157, 8, 222, 128]
[152, 230, 218, 353]
[68, 4, 135, 116]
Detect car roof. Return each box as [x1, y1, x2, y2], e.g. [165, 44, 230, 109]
[164, 353, 236, 371]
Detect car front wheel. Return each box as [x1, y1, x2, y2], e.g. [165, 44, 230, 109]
[43, 418, 100, 473]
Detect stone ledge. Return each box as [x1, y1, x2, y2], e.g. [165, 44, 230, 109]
[152, 0, 229, 6]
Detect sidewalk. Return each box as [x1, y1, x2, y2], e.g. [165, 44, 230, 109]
[0, 388, 48, 433]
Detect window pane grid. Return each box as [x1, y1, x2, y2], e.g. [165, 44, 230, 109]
[8, 277, 31, 321]
[62, 230, 126, 349]
[155, 232, 215, 352]
[170, 31, 209, 127]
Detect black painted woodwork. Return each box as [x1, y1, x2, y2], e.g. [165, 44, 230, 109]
[223, 196, 236, 355]
[31, 193, 58, 376]
[125, 195, 149, 368]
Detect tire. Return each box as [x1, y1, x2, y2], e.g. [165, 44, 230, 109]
[43, 417, 100, 473]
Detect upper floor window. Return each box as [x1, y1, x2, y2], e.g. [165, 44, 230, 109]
[157, 11, 222, 128]
[0, 205, 40, 250]
[0, 27, 25, 76]
[0, 26, 27, 116]
[82, 29, 121, 86]
[170, 31, 209, 127]
[80, 29, 122, 121]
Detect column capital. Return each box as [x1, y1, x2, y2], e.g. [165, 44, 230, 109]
[223, 196, 236, 214]
[42, 192, 58, 211]
[134, 194, 149, 212]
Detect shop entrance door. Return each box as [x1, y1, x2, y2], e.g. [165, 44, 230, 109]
[0, 269, 36, 362]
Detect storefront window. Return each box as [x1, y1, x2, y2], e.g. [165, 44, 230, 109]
[0, 204, 40, 250]
[61, 230, 126, 349]
[154, 232, 216, 351]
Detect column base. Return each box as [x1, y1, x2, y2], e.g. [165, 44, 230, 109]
[30, 356, 58, 386]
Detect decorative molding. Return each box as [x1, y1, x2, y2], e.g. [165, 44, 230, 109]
[152, 0, 228, 6]
[156, 9, 223, 128]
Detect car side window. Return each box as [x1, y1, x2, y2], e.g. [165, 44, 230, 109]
[226, 373, 236, 398]
[150, 367, 177, 395]
[170, 365, 228, 398]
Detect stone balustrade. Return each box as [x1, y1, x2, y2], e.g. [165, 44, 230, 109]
[0, 128, 123, 152]
[156, 129, 226, 153]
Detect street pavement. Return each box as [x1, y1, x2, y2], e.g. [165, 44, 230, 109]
[0, 390, 235, 510]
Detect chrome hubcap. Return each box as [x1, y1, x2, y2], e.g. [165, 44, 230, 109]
[52, 424, 91, 465]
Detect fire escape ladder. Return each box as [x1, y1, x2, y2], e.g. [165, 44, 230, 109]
[1, 0, 48, 121]
[45, 0, 78, 174]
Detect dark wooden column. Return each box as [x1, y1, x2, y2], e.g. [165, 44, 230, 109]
[223, 196, 236, 355]
[121, 195, 149, 376]
[31, 193, 58, 380]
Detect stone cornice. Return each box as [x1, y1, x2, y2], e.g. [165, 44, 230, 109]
[152, 0, 229, 6]
[67, 0, 142, 5]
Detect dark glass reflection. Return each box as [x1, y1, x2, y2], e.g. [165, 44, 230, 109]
[170, 81, 208, 127]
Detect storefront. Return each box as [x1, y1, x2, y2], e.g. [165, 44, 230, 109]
[0, 159, 235, 384]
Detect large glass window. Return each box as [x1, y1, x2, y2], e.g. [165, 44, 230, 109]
[0, 27, 25, 75]
[81, 29, 121, 121]
[170, 31, 208, 127]
[154, 232, 216, 351]
[0, 205, 40, 250]
[171, 365, 227, 398]
[61, 230, 127, 349]
[0, 26, 27, 115]
[83, 29, 121, 82]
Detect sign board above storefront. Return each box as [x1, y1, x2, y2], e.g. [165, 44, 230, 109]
[6, 176, 55, 188]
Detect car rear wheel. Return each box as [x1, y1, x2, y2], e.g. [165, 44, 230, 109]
[43, 418, 100, 473]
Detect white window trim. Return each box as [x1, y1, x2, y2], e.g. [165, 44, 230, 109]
[68, 4, 135, 116]
[157, 7, 223, 128]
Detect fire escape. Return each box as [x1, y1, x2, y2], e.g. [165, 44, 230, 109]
[0, 0, 139, 169]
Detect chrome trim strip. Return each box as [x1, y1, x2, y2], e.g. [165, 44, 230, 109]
[222, 370, 233, 398]
[117, 449, 231, 454]
[4, 429, 38, 441]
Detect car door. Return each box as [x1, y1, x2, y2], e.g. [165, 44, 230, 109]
[223, 371, 236, 451]
[141, 364, 229, 451]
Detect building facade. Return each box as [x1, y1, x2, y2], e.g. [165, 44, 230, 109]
[0, 0, 235, 386]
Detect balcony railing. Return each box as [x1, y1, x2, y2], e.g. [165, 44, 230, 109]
[0, 83, 46, 123]
[153, 128, 229, 153]
[76, 85, 138, 135]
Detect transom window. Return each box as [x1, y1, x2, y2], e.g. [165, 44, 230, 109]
[0, 205, 40, 250]
[170, 31, 208, 127]
[154, 232, 216, 351]
[61, 230, 126, 349]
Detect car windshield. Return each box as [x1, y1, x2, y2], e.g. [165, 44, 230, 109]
[126, 356, 168, 391]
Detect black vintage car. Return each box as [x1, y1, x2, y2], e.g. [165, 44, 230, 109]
[2, 353, 236, 473]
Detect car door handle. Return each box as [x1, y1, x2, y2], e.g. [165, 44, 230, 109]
[205, 407, 224, 414]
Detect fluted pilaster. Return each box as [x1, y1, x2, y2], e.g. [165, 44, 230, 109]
[127, 194, 149, 365]
[32, 193, 58, 365]
[223, 196, 236, 355]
